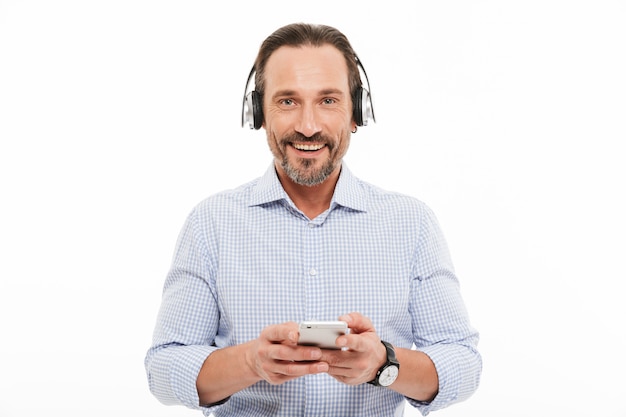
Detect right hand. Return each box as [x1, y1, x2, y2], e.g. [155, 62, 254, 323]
[245, 321, 330, 385]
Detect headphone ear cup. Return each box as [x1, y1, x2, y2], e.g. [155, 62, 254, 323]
[243, 90, 264, 129]
[352, 87, 364, 126]
[251, 91, 263, 130]
[353, 87, 374, 127]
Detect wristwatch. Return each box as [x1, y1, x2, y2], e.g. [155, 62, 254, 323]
[368, 340, 400, 387]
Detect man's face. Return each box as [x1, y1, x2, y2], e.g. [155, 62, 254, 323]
[262, 44, 356, 187]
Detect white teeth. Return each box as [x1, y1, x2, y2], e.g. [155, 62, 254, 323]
[293, 143, 325, 151]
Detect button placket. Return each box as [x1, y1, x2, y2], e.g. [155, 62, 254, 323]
[303, 220, 321, 320]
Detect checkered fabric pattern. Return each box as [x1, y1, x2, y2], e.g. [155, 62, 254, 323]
[145, 164, 481, 416]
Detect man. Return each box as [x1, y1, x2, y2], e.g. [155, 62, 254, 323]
[145, 23, 481, 416]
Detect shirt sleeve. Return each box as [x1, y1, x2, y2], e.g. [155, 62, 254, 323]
[144, 206, 222, 411]
[406, 205, 482, 415]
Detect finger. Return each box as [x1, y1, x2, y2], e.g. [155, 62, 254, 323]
[329, 373, 364, 386]
[263, 361, 329, 385]
[339, 312, 374, 335]
[282, 360, 329, 376]
[327, 364, 362, 380]
[272, 344, 324, 362]
[336, 333, 368, 352]
[265, 354, 329, 380]
[324, 352, 366, 382]
[262, 322, 299, 345]
[324, 349, 381, 385]
[258, 347, 328, 384]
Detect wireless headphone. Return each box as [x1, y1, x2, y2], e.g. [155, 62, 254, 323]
[241, 56, 375, 130]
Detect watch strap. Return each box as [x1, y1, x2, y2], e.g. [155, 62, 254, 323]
[367, 340, 399, 386]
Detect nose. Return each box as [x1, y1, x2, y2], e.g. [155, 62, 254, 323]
[294, 104, 322, 138]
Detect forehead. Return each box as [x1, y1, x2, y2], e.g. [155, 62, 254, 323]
[264, 44, 350, 93]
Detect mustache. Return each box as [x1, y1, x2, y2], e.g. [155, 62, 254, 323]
[281, 132, 330, 144]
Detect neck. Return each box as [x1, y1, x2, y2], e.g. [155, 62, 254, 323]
[275, 163, 340, 220]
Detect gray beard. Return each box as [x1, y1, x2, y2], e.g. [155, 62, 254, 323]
[280, 156, 337, 187]
[278, 132, 338, 187]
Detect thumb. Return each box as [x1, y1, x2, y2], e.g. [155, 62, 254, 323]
[339, 312, 375, 334]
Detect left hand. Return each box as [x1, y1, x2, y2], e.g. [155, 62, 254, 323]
[321, 312, 387, 385]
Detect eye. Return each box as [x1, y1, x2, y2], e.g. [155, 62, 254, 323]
[280, 98, 295, 106]
[322, 98, 336, 105]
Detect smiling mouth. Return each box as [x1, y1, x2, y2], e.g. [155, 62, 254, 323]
[292, 143, 326, 152]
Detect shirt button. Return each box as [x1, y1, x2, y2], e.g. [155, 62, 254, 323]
[308, 222, 315, 228]
[309, 268, 317, 276]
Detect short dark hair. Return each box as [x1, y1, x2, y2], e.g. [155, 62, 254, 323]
[253, 23, 362, 100]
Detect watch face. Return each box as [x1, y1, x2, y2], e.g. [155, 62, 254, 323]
[379, 365, 399, 387]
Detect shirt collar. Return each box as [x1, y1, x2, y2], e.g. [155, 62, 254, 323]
[249, 163, 368, 213]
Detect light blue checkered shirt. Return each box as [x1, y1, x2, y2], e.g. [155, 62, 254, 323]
[145, 164, 481, 416]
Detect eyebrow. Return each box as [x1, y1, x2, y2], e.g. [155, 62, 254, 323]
[319, 88, 346, 97]
[271, 88, 346, 99]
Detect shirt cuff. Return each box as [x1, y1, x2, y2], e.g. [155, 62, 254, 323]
[147, 344, 217, 410]
[405, 343, 480, 415]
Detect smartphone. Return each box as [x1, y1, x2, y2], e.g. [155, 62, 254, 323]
[298, 320, 348, 349]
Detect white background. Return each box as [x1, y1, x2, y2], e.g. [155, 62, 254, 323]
[1, 1, 625, 416]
